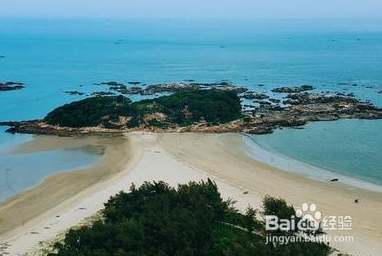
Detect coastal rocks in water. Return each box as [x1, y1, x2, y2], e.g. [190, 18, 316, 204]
[240, 91, 382, 134]
[91, 91, 115, 96]
[101, 81, 124, 86]
[258, 101, 272, 106]
[128, 81, 141, 85]
[143, 83, 200, 94]
[271, 85, 314, 93]
[246, 126, 274, 135]
[102, 81, 248, 95]
[284, 92, 358, 105]
[118, 87, 145, 95]
[219, 86, 247, 94]
[269, 98, 281, 104]
[3, 87, 382, 137]
[100, 82, 200, 95]
[241, 92, 269, 100]
[0, 55, 5, 58]
[145, 82, 247, 94]
[0, 120, 123, 136]
[0, 82, 25, 91]
[190, 81, 231, 87]
[102, 82, 127, 91]
[64, 91, 85, 96]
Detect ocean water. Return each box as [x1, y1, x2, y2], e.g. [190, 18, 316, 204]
[0, 125, 102, 203]
[0, 18, 382, 199]
[250, 119, 382, 189]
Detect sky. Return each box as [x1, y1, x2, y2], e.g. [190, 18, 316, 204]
[0, 0, 382, 19]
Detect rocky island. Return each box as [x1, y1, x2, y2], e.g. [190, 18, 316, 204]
[63, 91, 85, 96]
[1, 86, 382, 136]
[99, 81, 248, 95]
[271, 85, 314, 93]
[0, 82, 25, 91]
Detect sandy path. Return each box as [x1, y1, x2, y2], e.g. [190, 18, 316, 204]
[1, 132, 382, 256]
[0, 133, 255, 255]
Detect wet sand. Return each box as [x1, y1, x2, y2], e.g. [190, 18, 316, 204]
[0, 135, 130, 237]
[159, 133, 382, 256]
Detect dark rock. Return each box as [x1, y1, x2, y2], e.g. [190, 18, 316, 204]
[241, 92, 269, 100]
[271, 85, 314, 93]
[97, 81, 248, 95]
[101, 81, 125, 86]
[285, 92, 358, 105]
[5, 127, 17, 133]
[221, 86, 248, 93]
[64, 91, 85, 96]
[347, 93, 355, 97]
[143, 83, 200, 95]
[0, 120, 122, 137]
[0, 82, 25, 91]
[246, 127, 274, 134]
[119, 87, 144, 94]
[259, 101, 271, 105]
[109, 85, 127, 91]
[330, 178, 339, 182]
[91, 91, 115, 96]
[269, 98, 281, 103]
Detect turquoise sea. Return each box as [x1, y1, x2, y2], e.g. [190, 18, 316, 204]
[0, 18, 382, 200]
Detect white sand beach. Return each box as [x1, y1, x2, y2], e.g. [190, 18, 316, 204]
[1, 132, 382, 256]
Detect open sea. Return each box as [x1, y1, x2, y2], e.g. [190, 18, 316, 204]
[0, 18, 382, 201]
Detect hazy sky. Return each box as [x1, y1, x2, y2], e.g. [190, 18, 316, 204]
[0, 0, 382, 19]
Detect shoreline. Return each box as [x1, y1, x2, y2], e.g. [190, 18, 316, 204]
[244, 134, 382, 193]
[0, 133, 382, 256]
[158, 133, 382, 256]
[0, 135, 131, 239]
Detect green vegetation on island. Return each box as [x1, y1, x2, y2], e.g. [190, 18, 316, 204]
[44, 90, 242, 129]
[47, 180, 331, 256]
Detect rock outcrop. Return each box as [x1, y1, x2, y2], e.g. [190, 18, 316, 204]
[64, 91, 85, 96]
[271, 85, 314, 93]
[99, 81, 248, 95]
[0, 82, 24, 91]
